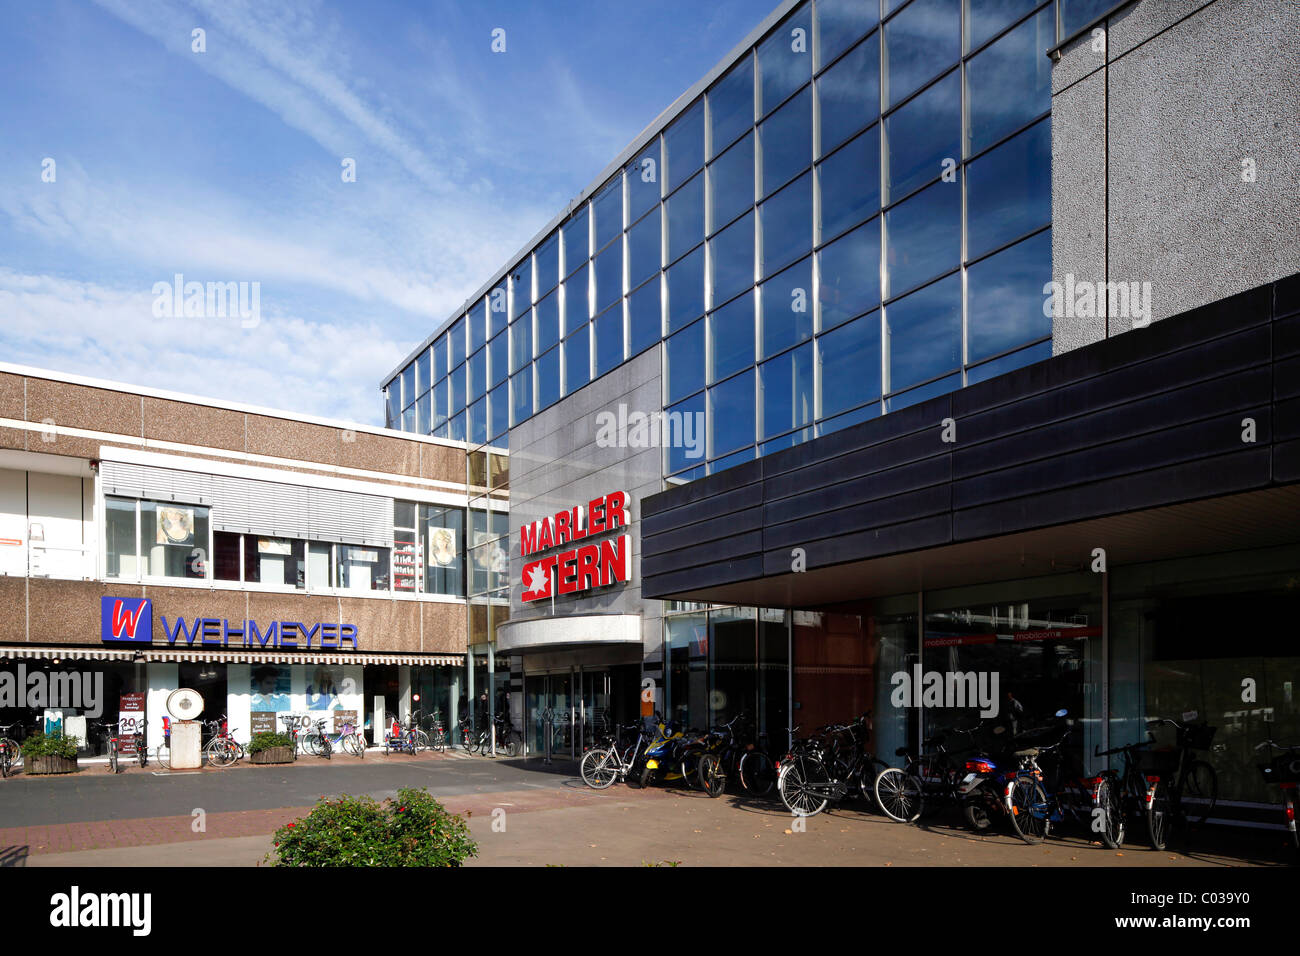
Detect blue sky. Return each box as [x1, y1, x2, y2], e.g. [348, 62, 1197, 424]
[0, 0, 765, 425]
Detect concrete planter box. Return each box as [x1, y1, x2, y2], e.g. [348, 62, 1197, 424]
[249, 747, 295, 765]
[26, 754, 78, 775]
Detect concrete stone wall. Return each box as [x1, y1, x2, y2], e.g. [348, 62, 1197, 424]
[1051, 0, 1300, 352]
[507, 345, 665, 670]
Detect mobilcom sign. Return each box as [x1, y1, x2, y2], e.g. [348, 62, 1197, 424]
[99, 597, 361, 650]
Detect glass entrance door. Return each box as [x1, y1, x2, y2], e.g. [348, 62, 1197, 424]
[580, 670, 610, 751]
[525, 671, 575, 758]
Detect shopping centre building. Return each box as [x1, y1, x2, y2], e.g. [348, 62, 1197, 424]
[0, 364, 479, 754]
[381, 0, 1300, 823]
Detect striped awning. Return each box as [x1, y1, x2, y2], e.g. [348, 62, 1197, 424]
[0, 646, 463, 667]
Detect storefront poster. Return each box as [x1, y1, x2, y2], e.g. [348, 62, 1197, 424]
[429, 527, 456, 566]
[250, 665, 291, 712]
[306, 665, 344, 710]
[156, 506, 195, 546]
[333, 710, 358, 734]
[119, 692, 145, 755]
[250, 712, 277, 735]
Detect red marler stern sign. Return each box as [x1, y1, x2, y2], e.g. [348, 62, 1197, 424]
[520, 491, 631, 603]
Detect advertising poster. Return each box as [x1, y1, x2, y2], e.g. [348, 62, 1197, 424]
[306, 665, 345, 710]
[250, 712, 277, 736]
[250, 664, 291, 712]
[333, 710, 359, 734]
[119, 692, 146, 755]
[156, 506, 195, 546]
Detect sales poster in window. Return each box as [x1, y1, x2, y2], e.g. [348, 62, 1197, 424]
[307, 665, 345, 710]
[250, 665, 291, 712]
[156, 506, 194, 546]
[119, 692, 145, 755]
[250, 712, 277, 735]
[429, 527, 456, 566]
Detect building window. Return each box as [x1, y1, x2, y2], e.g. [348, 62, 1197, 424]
[244, 536, 306, 588]
[337, 544, 390, 592]
[105, 498, 210, 581]
[422, 505, 465, 597]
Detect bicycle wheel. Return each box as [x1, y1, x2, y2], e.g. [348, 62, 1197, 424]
[0, 746, 10, 778]
[874, 768, 923, 823]
[501, 736, 519, 758]
[699, 753, 726, 797]
[413, 730, 430, 752]
[137, 740, 148, 769]
[778, 754, 830, 817]
[321, 736, 332, 760]
[739, 751, 776, 797]
[857, 758, 889, 810]
[0, 739, 18, 772]
[155, 745, 171, 771]
[207, 739, 238, 768]
[581, 748, 618, 790]
[1007, 776, 1051, 844]
[1095, 776, 1125, 849]
[109, 746, 118, 774]
[962, 799, 994, 832]
[1147, 780, 1170, 850]
[1181, 760, 1218, 826]
[432, 730, 447, 753]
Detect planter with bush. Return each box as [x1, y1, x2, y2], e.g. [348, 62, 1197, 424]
[247, 732, 296, 764]
[265, 787, 477, 867]
[22, 732, 79, 774]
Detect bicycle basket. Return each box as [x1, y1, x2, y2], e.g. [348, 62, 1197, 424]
[1259, 753, 1300, 785]
[1136, 748, 1180, 776]
[1178, 724, 1216, 751]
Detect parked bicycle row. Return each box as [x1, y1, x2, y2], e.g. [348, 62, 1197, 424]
[577, 710, 1297, 861]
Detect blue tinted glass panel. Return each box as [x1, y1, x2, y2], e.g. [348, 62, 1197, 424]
[432, 336, 448, 382]
[469, 308, 487, 355]
[432, 377, 448, 428]
[885, 68, 959, 204]
[400, 364, 415, 411]
[761, 255, 813, 358]
[563, 206, 589, 274]
[759, 341, 814, 439]
[594, 178, 622, 251]
[885, 179, 960, 297]
[818, 124, 880, 242]
[709, 290, 755, 383]
[885, 0, 960, 107]
[966, 229, 1051, 362]
[489, 383, 508, 441]
[708, 369, 755, 458]
[385, 385, 400, 428]
[819, 309, 881, 418]
[536, 346, 561, 411]
[450, 362, 466, 411]
[967, 6, 1052, 155]
[666, 317, 705, 404]
[594, 306, 624, 377]
[416, 390, 430, 434]
[818, 0, 878, 66]
[667, 171, 704, 263]
[966, 0, 1039, 51]
[665, 392, 706, 475]
[487, 286, 507, 338]
[536, 290, 560, 354]
[818, 218, 880, 330]
[758, 4, 812, 116]
[510, 315, 531, 372]
[628, 142, 661, 223]
[594, 241, 623, 315]
[709, 57, 754, 158]
[401, 403, 416, 432]
[565, 322, 591, 393]
[759, 171, 812, 279]
[709, 132, 754, 233]
[414, 350, 430, 396]
[667, 245, 706, 333]
[449, 319, 465, 367]
[510, 367, 532, 426]
[510, 261, 531, 319]
[818, 33, 880, 156]
[1061, 0, 1114, 35]
[448, 410, 466, 442]
[564, 263, 590, 331]
[628, 278, 661, 357]
[710, 448, 755, 474]
[967, 117, 1050, 259]
[536, 233, 560, 298]
[760, 86, 812, 197]
[886, 371, 961, 411]
[468, 346, 486, 401]
[884, 272, 961, 392]
[665, 99, 705, 191]
[820, 401, 880, 436]
[710, 212, 754, 308]
[967, 339, 1052, 384]
[468, 395, 487, 446]
[628, 207, 661, 288]
[488, 331, 507, 388]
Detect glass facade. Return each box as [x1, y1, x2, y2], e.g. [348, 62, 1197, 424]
[384, 0, 1059, 483]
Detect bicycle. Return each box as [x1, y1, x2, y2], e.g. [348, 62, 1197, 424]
[696, 714, 776, 798]
[383, 719, 420, 756]
[94, 720, 124, 774]
[580, 723, 654, 789]
[325, 718, 366, 757]
[203, 716, 245, 768]
[875, 722, 978, 824]
[779, 715, 888, 817]
[1143, 718, 1218, 850]
[0, 722, 23, 777]
[1255, 727, 1300, 863]
[1093, 735, 1162, 849]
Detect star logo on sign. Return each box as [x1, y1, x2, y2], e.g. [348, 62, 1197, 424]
[524, 563, 551, 599]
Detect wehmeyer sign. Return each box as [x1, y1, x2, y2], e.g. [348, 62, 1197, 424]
[520, 491, 631, 603]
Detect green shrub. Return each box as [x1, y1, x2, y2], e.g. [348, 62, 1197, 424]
[247, 732, 294, 754]
[266, 787, 477, 867]
[21, 731, 78, 760]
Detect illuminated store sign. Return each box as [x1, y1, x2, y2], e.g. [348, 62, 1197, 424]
[520, 492, 631, 603]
